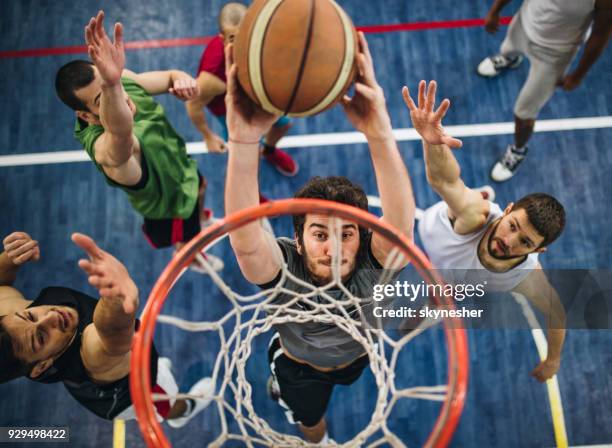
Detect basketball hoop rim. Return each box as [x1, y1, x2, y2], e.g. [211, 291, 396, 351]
[130, 198, 469, 448]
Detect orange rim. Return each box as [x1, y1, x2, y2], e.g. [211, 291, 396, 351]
[130, 198, 468, 447]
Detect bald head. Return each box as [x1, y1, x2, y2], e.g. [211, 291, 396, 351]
[218, 2, 247, 32]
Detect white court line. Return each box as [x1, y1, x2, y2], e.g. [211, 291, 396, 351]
[1, 116, 611, 168]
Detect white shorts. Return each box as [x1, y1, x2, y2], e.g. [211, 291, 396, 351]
[113, 357, 178, 421]
[500, 12, 578, 119]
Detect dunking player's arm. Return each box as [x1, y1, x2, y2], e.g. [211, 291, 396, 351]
[341, 33, 415, 266]
[81, 11, 199, 186]
[403, 83, 565, 381]
[225, 32, 415, 285]
[0, 231, 139, 383]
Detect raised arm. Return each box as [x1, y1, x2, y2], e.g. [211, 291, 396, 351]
[513, 264, 566, 382]
[558, 0, 612, 91]
[402, 81, 489, 235]
[224, 45, 283, 284]
[186, 71, 228, 153]
[84, 11, 140, 185]
[72, 233, 138, 377]
[341, 32, 414, 267]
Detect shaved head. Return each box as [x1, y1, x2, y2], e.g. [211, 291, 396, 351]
[219, 2, 247, 32]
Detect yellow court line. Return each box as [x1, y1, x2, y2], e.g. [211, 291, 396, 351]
[513, 293, 569, 448]
[113, 419, 125, 448]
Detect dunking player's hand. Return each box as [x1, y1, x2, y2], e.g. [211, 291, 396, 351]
[224, 44, 278, 143]
[402, 80, 462, 149]
[85, 10, 125, 87]
[341, 32, 393, 140]
[72, 233, 138, 315]
[2, 232, 40, 266]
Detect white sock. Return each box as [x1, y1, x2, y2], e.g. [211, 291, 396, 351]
[319, 432, 330, 444]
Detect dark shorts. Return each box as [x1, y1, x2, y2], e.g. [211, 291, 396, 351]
[267, 333, 369, 428]
[141, 174, 205, 249]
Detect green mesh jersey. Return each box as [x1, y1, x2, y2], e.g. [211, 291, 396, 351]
[75, 77, 198, 220]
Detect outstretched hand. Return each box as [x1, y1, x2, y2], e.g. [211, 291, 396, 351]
[402, 80, 462, 148]
[84, 10, 125, 87]
[72, 233, 138, 314]
[224, 43, 278, 143]
[341, 32, 392, 139]
[3, 232, 40, 265]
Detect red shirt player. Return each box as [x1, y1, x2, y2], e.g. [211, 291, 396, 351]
[187, 3, 298, 176]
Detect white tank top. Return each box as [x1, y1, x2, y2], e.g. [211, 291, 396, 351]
[520, 0, 595, 52]
[418, 201, 538, 292]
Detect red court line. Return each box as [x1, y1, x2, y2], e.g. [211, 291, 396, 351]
[0, 16, 512, 59]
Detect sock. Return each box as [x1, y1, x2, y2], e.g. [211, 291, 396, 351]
[262, 143, 275, 155]
[512, 144, 528, 155]
[182, 398, 196, 417]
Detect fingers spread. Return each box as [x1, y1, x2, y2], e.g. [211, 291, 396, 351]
[401, 86, 416, 111]
[425, 80, 436, 112]
[417, 80, 426, 109]
[72, 232, 103, 259]
[114, 22, 124, 46]
[433, 98, 450, 121]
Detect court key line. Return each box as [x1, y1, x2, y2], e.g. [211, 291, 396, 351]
[1, 116, 611, 168]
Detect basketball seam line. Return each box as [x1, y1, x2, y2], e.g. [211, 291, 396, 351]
[283, 0, 317, 115]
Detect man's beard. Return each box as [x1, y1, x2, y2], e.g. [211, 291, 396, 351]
[302, 250, 355, 285]
[486, 219, 525, 261]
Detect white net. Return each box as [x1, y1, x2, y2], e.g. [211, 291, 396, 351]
[133, 201, 467, 447]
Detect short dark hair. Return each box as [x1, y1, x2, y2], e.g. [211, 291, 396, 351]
[0, 315, 35, 383]
[55, 60, 95, 111]
[292, 176, 369, 245]
[513, 193, 566, 247]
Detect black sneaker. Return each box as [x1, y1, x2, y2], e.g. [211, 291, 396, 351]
[477, 54, 524, 77]
[267, 375, 280, 402]
[490, 145, 528, 182]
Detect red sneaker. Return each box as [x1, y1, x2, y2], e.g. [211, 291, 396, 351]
[263, 147, 299, 176]
[259, 193, 270, 204]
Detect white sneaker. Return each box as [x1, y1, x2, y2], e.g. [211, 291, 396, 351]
[189, 251, 224, 274]
[167, 377, 214, 429]
[477, 54, 523, 77]
[490, 145, 528, 182]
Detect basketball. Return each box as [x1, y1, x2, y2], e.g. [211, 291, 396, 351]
[233, 0, 358, 117]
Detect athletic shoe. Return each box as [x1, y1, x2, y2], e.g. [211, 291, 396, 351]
[200, 208, 219, 229]
[266, 375, 280, 402]
[167, 377, 214, 429]
[474, 185, 496, 202]
[189, 251, 225, 274]
[263, 148, 299, 176]
[490, 145, 528, 182]
[477, 54, 524, 77]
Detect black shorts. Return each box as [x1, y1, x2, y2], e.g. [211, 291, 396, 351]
[141, 175, 204, 249]
[267, 333, 369, 428]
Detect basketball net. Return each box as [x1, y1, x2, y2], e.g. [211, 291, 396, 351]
[130, 199, 468, 447]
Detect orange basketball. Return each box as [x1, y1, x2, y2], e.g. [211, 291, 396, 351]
[234, 0, 358, 117]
